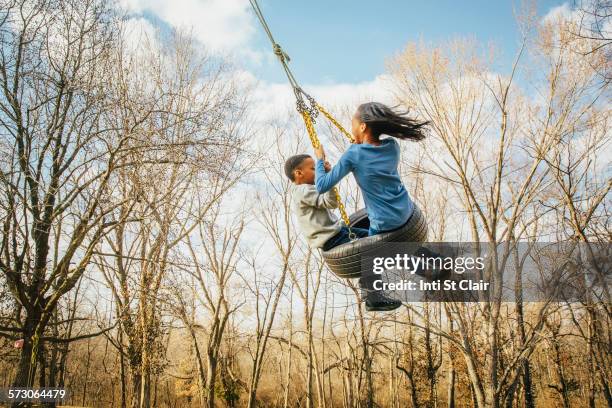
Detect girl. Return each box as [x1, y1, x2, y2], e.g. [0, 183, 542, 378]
[314, 102, 428, 237]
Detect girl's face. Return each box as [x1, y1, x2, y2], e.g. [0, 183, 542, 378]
[351, 111, 367, 144]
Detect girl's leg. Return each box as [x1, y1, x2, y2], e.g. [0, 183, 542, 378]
[413, 246, 453, 279]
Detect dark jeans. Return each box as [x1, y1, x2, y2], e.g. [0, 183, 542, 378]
[368, 222, 398, 236]
[322, 226, 369, 251]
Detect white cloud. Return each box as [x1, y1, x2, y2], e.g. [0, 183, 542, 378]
[248, 74, 397, 124]
[309, 75, 396, 107]
[541, 1, 612, 40]
[118, 0, 254, 54]
[541, 3, 575, 25]
[114, 0, 397, 119]
[121, 17, 158, 56]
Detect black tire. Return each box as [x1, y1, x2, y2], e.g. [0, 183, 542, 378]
[322, 205, 428, 279]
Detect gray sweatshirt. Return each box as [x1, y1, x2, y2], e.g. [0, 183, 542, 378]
[291, 183, 342, 249]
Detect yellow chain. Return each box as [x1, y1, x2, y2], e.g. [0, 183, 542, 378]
[316, 104, 355, 143]
[301, 110, 320, 148]
[332, 188, 353, 233]
[300, 111, 353, 235]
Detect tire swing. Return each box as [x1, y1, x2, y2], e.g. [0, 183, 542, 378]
[249, 0, 428, 279]
[322, 206, 428, 278]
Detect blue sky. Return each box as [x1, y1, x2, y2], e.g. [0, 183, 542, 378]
[247, 0, 567, 84]
[121, 0, 572, 112]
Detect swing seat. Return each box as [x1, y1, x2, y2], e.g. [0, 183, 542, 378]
[322, 206, 428, 279]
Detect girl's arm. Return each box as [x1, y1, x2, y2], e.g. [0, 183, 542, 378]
[315, 149, 355, 193]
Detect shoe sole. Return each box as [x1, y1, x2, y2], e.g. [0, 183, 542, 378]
[366, 303, 402, 312]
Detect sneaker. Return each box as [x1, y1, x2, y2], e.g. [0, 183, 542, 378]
[365, 291, 402, 312]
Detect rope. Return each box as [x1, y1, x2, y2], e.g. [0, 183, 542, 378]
[248, 0, 308, 105]
[249, 0, 355, 239]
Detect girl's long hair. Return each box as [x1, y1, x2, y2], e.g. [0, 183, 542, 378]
[357, 102, 428, 141]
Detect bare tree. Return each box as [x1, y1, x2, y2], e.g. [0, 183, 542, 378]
[171, 203, 246, 408]
[0, 0, 130, 393]
[570, 1, 611, 55]
[96, 28, 249, 408]
[0, 2, 608, 407]
[240, 127, 302, 408]
[386, 9, 608, 403]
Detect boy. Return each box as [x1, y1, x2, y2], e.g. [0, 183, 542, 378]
[284, 154, 402, 311]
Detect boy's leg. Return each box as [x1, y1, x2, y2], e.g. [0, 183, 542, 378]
[359, 273, 402, 311]
[323, 227, 368, 251]
[358, 260, 401, 312]
[321, 227, 350, 251]
[350, 227, 369, 238]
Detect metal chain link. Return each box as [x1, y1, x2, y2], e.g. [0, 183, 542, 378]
[316, 104, 354, 143]
[332, 187, 356, 240]
[295, 88, 319, 121]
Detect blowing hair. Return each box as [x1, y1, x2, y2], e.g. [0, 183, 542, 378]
[357, 102, 429, 141]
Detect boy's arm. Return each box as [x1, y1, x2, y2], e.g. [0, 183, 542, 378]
[315, 149, 354, 193]
[298, 185, 338, 209]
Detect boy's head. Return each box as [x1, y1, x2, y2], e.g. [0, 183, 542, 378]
[284, 154, 315, 185]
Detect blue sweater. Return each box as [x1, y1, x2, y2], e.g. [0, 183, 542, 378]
[315, 138, 414, 233]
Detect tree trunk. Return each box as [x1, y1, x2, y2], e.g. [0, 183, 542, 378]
[513, 245, 535, 408]
[11, 316, 40, 391]
[522, 359, 535, 408]
[283, 302, 293, 408]
[447, 364, 455, 408]
[120, 330, 127, 408]
[305, 311, 314, 408]
[205, 357, 217, 408]
[550, 338, 570, 408]
[131, 373, 142, 408]
[140, 369, 151, 408]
